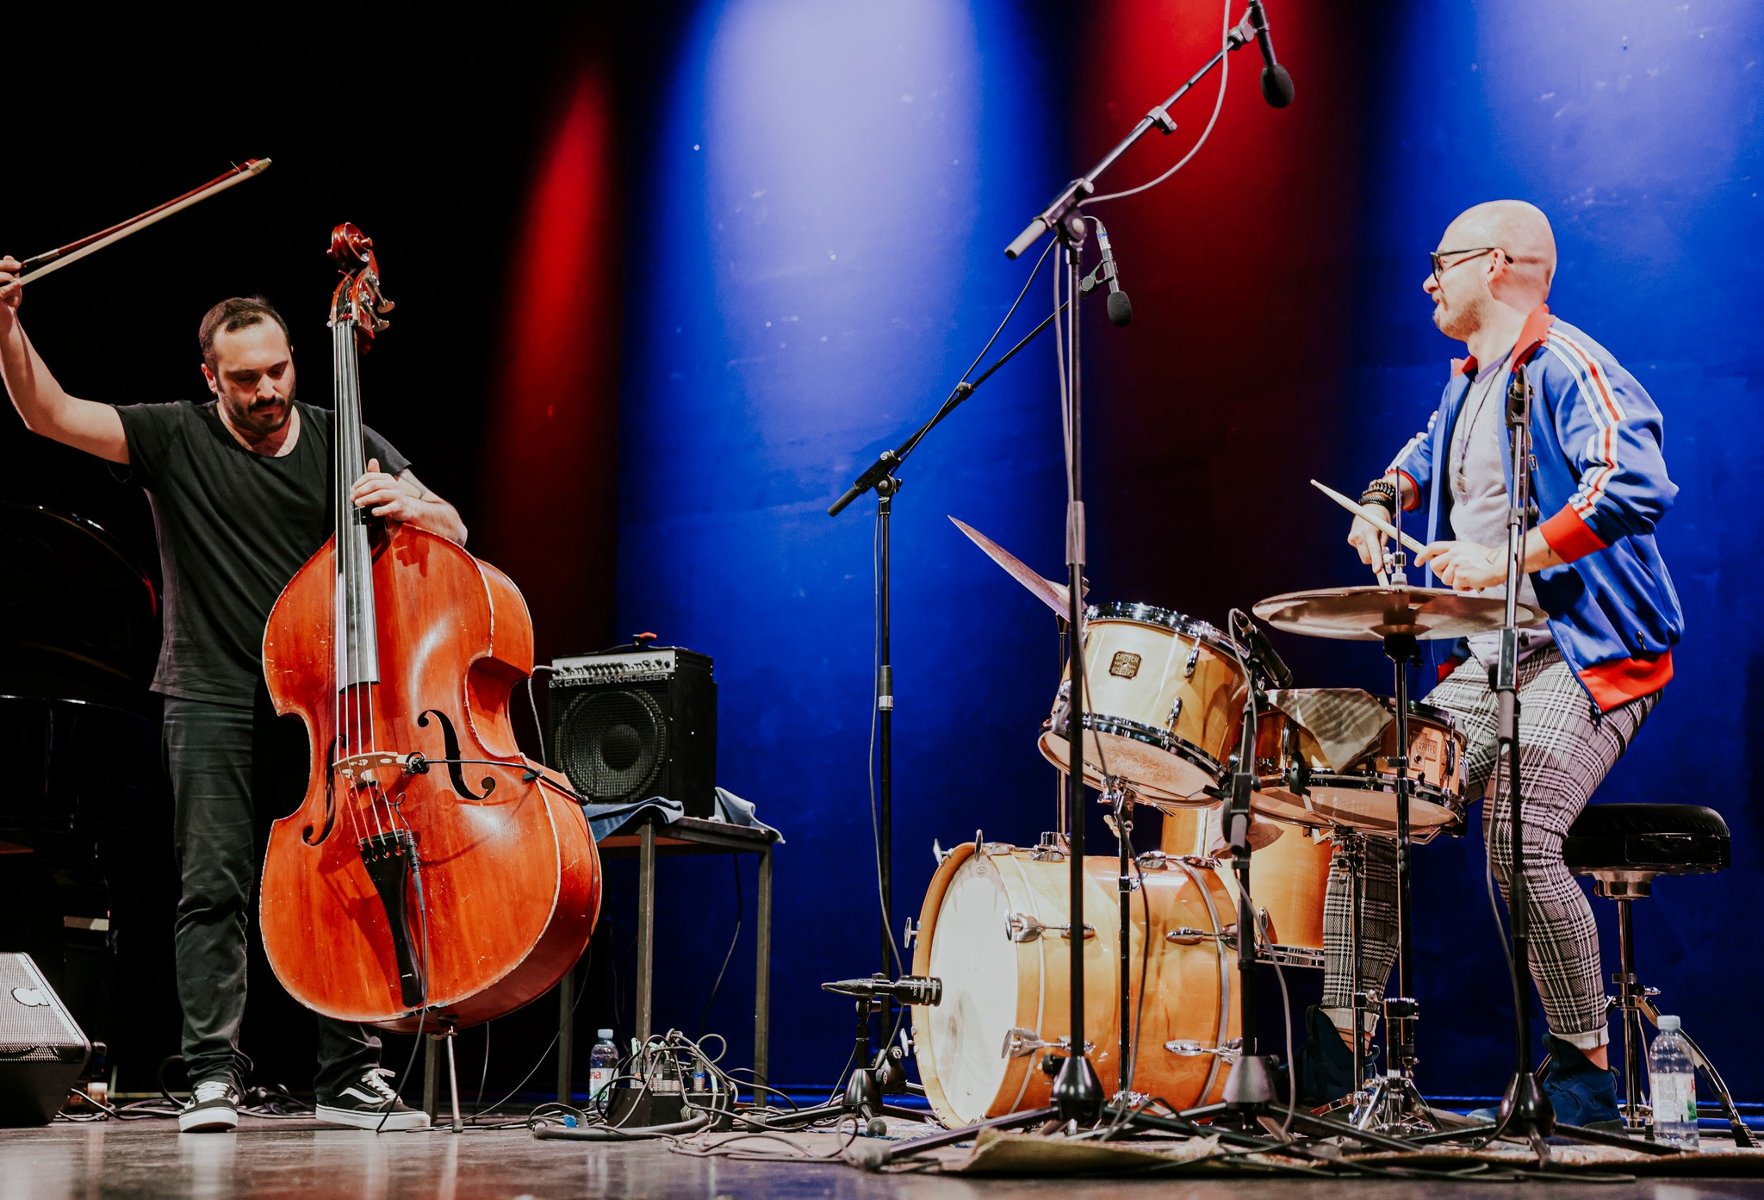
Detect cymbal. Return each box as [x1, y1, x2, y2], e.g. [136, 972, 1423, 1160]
[1252, 584, 1545, 642]
[949, 517, 1077, 618]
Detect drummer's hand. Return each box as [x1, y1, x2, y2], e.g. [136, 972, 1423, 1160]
[0, 257, 22, 329]
[1418, 540, 1504, 591]
[1347, 504, 1391, 572]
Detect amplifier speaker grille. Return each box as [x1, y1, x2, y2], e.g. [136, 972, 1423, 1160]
[547, 649, 716, 817]
[0, 953, 91, 1127]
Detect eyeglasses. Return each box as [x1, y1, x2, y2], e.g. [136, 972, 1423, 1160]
[1429, 246, 1504, 284]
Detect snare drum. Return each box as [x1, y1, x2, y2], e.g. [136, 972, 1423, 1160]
[909, 838, 1239, 1126]
[1159, 805, 1332, 969]
[1037, 602, 1248, 808]
[1252, 691, 1468, 835]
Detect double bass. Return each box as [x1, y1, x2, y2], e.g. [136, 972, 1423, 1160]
[259, 224, 600, 1031]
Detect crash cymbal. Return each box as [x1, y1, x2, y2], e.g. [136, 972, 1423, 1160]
[1251, 584, 1545, 642]
[949, 516, 1078, 618]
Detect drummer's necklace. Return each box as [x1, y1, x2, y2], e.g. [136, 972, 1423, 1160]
[1451, 351, 1513, 499]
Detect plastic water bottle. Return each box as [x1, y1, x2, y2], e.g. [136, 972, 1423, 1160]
[1647, 1015, 1699, 1149]
[588, 1029, 619, 1103]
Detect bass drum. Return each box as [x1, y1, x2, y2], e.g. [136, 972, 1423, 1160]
[909, 839, 1239, 1127]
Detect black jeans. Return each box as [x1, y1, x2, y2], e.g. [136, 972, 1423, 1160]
[162, 693, 380, 1098]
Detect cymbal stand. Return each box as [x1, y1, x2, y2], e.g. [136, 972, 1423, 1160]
[1100, 775, 1144, 1100]
[1170, 676, 1412, 1149]
[1346, 503, 1439, 1135]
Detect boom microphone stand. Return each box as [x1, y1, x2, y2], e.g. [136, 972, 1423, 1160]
[826, 253, 1125, 1121]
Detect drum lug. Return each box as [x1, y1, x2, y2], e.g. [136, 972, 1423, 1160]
[1164, 925, 1232, 946]
[1005, 912, 1095, 943]
[1003, 1028, 1094, 1059]
[1167, 696, 1184, 726]
[903, 917, 918, 950]
[931, 838, 949, 865]
[1029, 832, 1068, 863]
[1163, 1036, 1241, 1061]
[1183, 641, 1202, 679]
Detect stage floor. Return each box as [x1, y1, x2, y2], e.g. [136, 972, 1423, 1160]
[2, 1114, 1762, 1200]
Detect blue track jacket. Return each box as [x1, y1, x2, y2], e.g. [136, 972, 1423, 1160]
[1386, 305, 1682, 711]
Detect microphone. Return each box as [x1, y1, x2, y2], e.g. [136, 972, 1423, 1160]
[1094, 221, 1132, 327]
[822, 974, 943, 1007]
[1244, 0, 1295, 109]
[1230, 610, 1293, 690]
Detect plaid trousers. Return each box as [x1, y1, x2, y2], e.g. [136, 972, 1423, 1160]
[1319, 648, 1658, 1049]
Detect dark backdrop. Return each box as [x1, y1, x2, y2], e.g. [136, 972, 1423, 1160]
[5, 2, 1758, 1105]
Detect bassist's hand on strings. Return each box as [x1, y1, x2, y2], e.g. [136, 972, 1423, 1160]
[351, 457, 469, 544]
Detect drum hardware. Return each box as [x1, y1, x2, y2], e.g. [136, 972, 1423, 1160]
[1003, 1029, 1095, 1059]
[902, 917, 918, 950]
[1005, 912, 1097, 944]
[1164, 925, 1237, 946]
[1029, 831, 1069, 862]
[1165, 1037, 1242, 1059]
[972, 833, 1017, 858]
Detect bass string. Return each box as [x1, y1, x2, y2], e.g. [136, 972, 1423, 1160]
[333, 316, 395, 838]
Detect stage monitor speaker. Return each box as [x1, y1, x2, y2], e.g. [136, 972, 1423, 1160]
[548, 647, 717, 818]
[0, 952, 92, 1127]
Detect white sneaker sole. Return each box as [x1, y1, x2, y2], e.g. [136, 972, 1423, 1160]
[178, 1107, 239, 1133]
[315, 1103, 432, 1131]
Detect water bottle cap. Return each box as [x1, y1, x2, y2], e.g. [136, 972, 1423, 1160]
[597, 1028, 615, 1039]
[1657, 1015, 1681, 1032]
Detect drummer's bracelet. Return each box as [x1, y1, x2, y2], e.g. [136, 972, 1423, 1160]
[1359, 479, 1398, 512]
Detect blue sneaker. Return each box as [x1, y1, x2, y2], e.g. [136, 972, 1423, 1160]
[1295, 1006, 1377, 1109]
[1540, 1035, 1620, 1128]
[1468, 1038, 1620, 1129]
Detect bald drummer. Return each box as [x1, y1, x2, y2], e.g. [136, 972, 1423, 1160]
[1293, 201, 1682, 1126]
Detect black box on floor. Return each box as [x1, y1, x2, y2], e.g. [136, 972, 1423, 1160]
[548, 647, 717, 817]
[0, 953, 92, 1126]
[604, 1087, 733, 1131]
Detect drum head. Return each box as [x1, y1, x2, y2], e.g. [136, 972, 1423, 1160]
[917, 854, 1023, 1121]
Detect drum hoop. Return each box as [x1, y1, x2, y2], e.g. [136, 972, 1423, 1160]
[1062, 717, 1226, 804]
[1088, 602, 1238, 652]
[1294, 773, 1465, 826]
[1393, 698, 1460, 731]
[909, 841, 977, 1126]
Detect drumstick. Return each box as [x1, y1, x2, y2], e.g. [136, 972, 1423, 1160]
[1310, 478, 1428, 555]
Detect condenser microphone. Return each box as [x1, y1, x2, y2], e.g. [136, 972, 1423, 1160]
[1244, 0, 1295, 108]
[1230, 610, 1293, 690]
[1094, 221, 1133, 327]
[822, 974, 943, 1006]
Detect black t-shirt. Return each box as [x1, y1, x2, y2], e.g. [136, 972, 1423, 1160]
[115, 399, 411, 705]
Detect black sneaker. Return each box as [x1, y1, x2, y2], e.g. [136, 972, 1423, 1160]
[179, 1078, 241, 1133]
[316, 1068, 431, 1131]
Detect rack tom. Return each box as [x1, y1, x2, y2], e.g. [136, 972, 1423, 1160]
[1037, 602, 1248, 808]
[1251, 691, 1467, 836]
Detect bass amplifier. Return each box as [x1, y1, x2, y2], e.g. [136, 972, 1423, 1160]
[0, 953, 91, 1126]
[547, 647, 717, 817]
